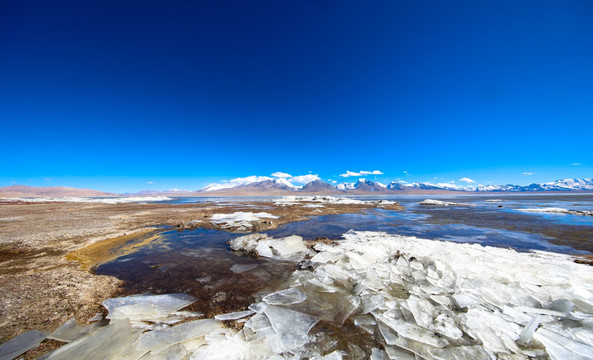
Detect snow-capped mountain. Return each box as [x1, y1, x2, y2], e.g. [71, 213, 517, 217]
[337, 183, 355, 191]
[476, 178, 593, 192]
[353, 179, 388, 192]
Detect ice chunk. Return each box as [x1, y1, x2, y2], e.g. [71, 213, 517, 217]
[230, 263, 258, 274]
[406, 296, 435, 328]
[266, 236, 308, 257]
[46, 319, 133, 360]
[263, 288, 307, 305]
[263, 305, 319, 352]
[378, 323, 399, 345]
[103, 293, 196, 322]
[215, 310, 255, 321]
[0, 330, 47, 360]
[376, 315, 448, 348]
[211, 212, 278, 230]
[136, 319, 222, 354]
[430, 314, 463, 340]
[453, 294, 478, 309]
[535, 327, 593, 360]
[229, 233, 269, 252]
[517, 315, 541, 345]
[255, 242, 274, 257]
[320, 350, 343, 360]
[48, 317, 101, 343]
[141, 344, 188, 360]
[370, 348, 388, 360]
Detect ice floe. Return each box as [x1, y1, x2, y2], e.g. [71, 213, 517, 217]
[519, 207, 593, 216]
[1, 196, 173, 204]
[210, 212, 279, 231]
[34, 231, 593, 359]
[419, 199, 470, 206]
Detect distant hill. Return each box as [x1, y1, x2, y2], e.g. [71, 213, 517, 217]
[4, 178, 591, 198]
[0, 185, 116, 198]
[300, 180, 338, 193]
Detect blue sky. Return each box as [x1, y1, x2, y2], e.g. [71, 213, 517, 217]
[1, 1, 592, 192]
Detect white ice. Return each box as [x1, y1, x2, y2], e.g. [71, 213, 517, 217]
[2, 196, 173, 204]
[210, 212, 279, 231]
[419, 199, 469, 206]
[519, 207, 593, 216]
[37, 230, 593, 359]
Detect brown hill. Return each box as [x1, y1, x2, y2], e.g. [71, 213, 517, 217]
[0, 185, 116, 198]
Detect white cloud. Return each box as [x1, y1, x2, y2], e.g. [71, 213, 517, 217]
[340, 170, 383, 177]
[44, 177, 52, 181]
[146, 181, 153, 184]
[571, 163, 582, 166]
[459, 177, 476, 183]
[522, 172, 534, 176]
[340, 170, 361, 177]
[360, 170, 383, 175]
[272, 172, 292, 178]
[290, 174, 320, 184]
[403, 170, 410, 176]
[229, 175, 273, 186]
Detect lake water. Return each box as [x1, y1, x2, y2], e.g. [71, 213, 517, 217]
[96, 194, 593, 315]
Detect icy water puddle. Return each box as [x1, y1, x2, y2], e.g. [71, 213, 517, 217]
[95, 228, 299, 317]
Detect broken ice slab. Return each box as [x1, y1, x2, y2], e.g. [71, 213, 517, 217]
[266, 235, 308, 257]
[430, 313, 463, 340]
[369, 348, 389, 360]
[427, 345, 494, 360]
[103, 293, 196, 322]
[47, 317, 103, 343]
[375, 314, 449, 348]
[214, 310, 255, 321]
[230, 263, 259, 274]
[452, 293, 478, 309]
[46, 319, 133, 360]
[378, 323, 399, 345]
[141, 343, 188, 360]
[0, 330, 47, 360]
[254, 241, 274, 257]
[263, 305, 319, 352]
[263, 288, 307, 306]
[319, 350, 343, 360]
[136, 319, 222, 354]
[229, 233, 268, 252]
[514, 306, 568, 318]
[534, 327, 593, 360]
[517, 315, 541, 345]
[406, 296, 435, 328]
[383, 345, 416, 360]
[244, 313, 272, 332]
[361, 294, 384, 314]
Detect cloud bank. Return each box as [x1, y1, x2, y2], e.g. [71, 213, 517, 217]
[340, 170, 383, 177]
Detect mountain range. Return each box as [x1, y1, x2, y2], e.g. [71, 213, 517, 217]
[1, 178, 592, 198]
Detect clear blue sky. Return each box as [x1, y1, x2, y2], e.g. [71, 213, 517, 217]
[1, 1, 592, 192]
